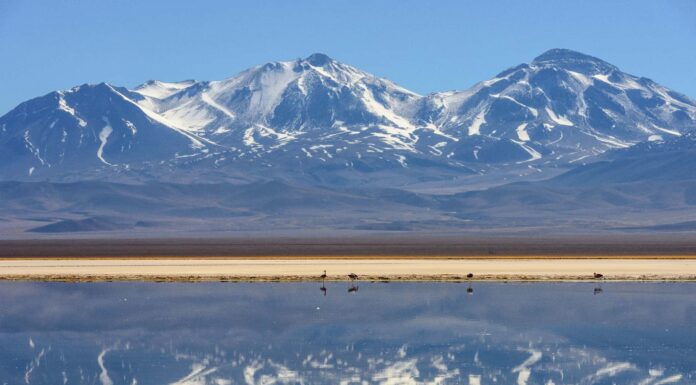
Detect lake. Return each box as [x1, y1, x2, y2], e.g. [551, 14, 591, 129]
[0, 282, 694, 385]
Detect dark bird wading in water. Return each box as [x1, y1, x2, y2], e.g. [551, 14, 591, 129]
[347, 272, 359, 293]
[593, 272, 604, 295]
[319, 270, 328, 296]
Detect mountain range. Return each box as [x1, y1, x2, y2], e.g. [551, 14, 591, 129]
[2, 49, 696, 235]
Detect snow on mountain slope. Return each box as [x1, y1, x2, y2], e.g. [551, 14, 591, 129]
[0, 83, 208, 179]
[1, 50, 695, 183]
[133, 80, 197, 99]
[521, 131, 696, 189]
[417, 49, 696, 164]
[130, 53, 424, 161]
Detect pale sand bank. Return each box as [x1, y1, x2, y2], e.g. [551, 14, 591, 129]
[1, 258, 695, 281]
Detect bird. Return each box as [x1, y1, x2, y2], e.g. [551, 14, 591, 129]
[348, 273, 359, 282]
[466, 273, 474, 279]
[594, 272, 604, 279]
[320, 270, 327, 281]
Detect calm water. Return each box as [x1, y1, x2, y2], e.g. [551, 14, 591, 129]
[0, 282, 694, 385]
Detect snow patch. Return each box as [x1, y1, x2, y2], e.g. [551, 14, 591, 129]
[97, 118, 114, 165]
[133, 80, 195, 99]
[516, 123, 530, 141]
[650, 123, 681, 137]
[493, 94, 539, 117]
[58, 94, 87, 127]
[201, 92, 237, 120]
[654, 374, 683, 385]
[582, 130, 631, 148]
[395, 154, 407, 167]
[23, 130, 46, 165]
[357, 83, 415, 132]
[544, 107, 573, 126]
[161, 99, 216, 132]
[567, 70, 593, 87]
[592, 74, 612, 84]
[123, 119, 137, 135]
[468, 110, 487, 136]
[513, 140, 542, 163]
[595, 362, 635, 377]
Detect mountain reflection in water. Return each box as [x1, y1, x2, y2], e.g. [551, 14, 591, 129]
[0, 282, 694, 385]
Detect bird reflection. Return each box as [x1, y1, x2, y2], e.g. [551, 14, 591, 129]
[467, 284, 474, 295]
[593, 272, 604, 295]
[319, 270, 328, 296]
[347, 273, 359, 293]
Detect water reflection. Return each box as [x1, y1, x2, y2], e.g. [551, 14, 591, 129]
[0, 282, 694, 385]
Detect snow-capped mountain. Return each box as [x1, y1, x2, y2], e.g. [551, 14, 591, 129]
[0, 83, 212, 180]
[131, 53, 421, 152]
[1, 49, 695, 183]
[416, 49, 696, 164]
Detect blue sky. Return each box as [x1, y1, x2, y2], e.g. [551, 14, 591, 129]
[1, 0, 695, 114]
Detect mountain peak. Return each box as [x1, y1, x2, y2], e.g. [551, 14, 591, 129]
[533, 48, 598, 62]
[304, 53, 333, 66]
[532, 48, 616, 72]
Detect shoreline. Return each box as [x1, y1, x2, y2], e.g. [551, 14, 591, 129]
[1, 258, 695, 282]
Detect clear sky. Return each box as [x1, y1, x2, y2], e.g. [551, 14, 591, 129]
[1, 0, 695, 114]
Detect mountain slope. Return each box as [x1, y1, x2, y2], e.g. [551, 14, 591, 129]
[0, 83, 210, 180]
[437, 134, 696, 230]
[550, 132, 696, 185]
[417, 49, 696, 164]
[130, 53, 426, 164]
[1, 49, 695, 186]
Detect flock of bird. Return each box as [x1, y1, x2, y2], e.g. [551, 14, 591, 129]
[318, 270, 606, 296]
[319, 270, 359, 295]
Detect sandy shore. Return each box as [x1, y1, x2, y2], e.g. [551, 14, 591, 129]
[1, 258, 695, 281]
